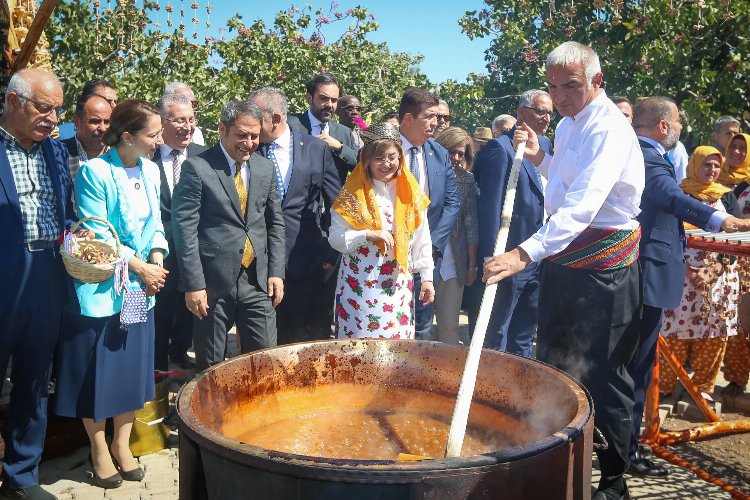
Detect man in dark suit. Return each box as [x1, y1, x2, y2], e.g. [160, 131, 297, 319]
[62, 93, 111, 185]
[152, 93, 206, 370]
[248, 87, 342, 345]
[628, 96, 750, 477]
[172, 100, 285, 371]
[398, 88, 461, 340]
[287, 72, 359, 184]
[475, 90, 552, 356]
[0, 69, 77, 500]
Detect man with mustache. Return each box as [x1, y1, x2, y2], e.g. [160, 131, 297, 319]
[172, 100, 285, 371]
[62, 93, 112, 184]
[152, 93, 206, 371]
[0, 68, 76, 500]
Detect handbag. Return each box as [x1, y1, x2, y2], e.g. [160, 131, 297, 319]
[120, 286, 148, 330]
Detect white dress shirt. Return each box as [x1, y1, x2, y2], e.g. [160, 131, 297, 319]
[307, 109, 328, 135]
[158, 143, 182, 195]
[401, 135, 430, 195]
[520, 91, 645, 262]
[271, 127, 293, 192]
[219, 140, 248, 190]
[192, 127, 206, 146]
[328, 179, 434, 281]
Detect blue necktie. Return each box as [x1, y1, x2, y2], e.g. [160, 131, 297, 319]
[409, 146, 421, 183]
[529, 160, 543, 187]
[267, 143, 285, 201]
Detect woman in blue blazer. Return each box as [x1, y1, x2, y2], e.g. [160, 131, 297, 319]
[54, 100, 169, 489]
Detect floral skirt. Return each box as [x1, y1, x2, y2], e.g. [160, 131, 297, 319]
[334, 241, 414, 339]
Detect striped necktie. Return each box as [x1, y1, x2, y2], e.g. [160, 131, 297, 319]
[171, 149, 183, 186]
[409, 146, 421, 184]
[234, 162, 255, 267]
[267, 143, 285, 201]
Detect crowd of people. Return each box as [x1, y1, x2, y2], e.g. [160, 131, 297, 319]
[1, 39, 750, 500]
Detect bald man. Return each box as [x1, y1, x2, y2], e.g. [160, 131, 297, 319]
[0, 68, 77, 499]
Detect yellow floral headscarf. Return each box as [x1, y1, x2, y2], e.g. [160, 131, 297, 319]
[680, 145, 731, 202]
[717, 133, 750, 186]
[332, 130, 430, 274]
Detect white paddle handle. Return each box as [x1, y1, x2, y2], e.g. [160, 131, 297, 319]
[444, 141, 526, 458]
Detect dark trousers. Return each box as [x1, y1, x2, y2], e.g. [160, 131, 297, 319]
[193, 264, 276, 372]
[536, 261, 641, 489]
[485, 262, 540, 357]
[154, 287, 193, 370]
[414, 260, 441, 340]
[0, 248, 65, 489]
[627, 304, 662, 458]
[276, 272, 334, 346]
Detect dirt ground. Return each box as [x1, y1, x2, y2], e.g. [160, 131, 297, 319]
[662, 410, 750, 494]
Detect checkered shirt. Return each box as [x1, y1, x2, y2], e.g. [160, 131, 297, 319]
[0, 126, 61, 242]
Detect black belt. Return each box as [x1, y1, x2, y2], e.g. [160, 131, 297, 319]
[25, 240, 58, 252]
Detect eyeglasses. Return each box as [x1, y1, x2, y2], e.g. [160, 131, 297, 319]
[523, 106, 555, 118]
[166, 117, 196, 127]
[448, 149, 465, 158]
[17, 94, 65, 118]
[372, 155, 400, 165]
[436, 114, 451, 122]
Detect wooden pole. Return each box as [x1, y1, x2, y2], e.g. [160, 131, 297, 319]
[444, 143, 526, 458]
[10, 0, 58, 73]
[641, 339, 661, 442]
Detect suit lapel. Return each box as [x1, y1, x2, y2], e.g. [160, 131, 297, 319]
[210, 145, 245, 224]
[153, 148, 172, 206]
[298, 112, 313, 134]
[41, 139, 66, 230]
[424, 142, 438, 195]
[0, 146, 22, 224]
[246, 155, 264, 221]
[639, 139, 676, 179]
[285, 131, 306, 209]
[522, 158, 543, 192]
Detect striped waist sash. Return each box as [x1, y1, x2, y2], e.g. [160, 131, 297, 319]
[548, 226, 641, 271]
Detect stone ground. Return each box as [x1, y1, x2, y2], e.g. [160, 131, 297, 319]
[5, 319, 750, 499]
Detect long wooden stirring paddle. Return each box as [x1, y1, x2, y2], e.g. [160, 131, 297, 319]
[444, 141, 527, 458]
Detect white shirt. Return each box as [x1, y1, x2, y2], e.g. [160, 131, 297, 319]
[401, 135, 430, 195]
[158, 143, 183, 195]
[192, 126, 206, 146]
[520, 91, 645, 262]
[638, 136, 728, 233]
[667, 140, 689, 183]
[328, 179, 434, 281]
[219, 140, 248, 190]
[124, 166, 151, 227]
[307, 109, 328, 135]
[271, 127, 293, 192]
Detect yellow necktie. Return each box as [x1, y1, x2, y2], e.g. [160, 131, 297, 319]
[234, 162, 255, 267]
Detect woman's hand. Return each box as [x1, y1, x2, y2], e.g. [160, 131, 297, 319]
[419, 280, 435, 305]
[466, 265, 478, 287]
[366, 229, 395, 252]
[131, 257, 168, 296]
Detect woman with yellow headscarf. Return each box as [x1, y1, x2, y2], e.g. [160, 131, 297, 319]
[720, 133, 750, 216]
[328, 123, 434, 339]
[659, 146, 742, 402]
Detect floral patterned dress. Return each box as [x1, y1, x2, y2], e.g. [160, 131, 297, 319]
[329, 179, 433, 339]
[661, 199, 739, 340]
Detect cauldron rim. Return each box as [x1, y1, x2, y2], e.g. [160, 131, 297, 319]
[177, 339, 592, 475]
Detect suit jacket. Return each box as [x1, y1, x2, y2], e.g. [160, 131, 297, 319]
[261, 130, 342, 282]
[62, 136, 78, 157]
[153, 143, 208, 291]
[447, 169, 478, 286]
[476, 129, 550, 261]
[423, 139, 461, 257]
[288, 112, 359, 183]
[637, 140, 715, 310]
[0, 136, 75, 313]
[171, 144, 285, 297]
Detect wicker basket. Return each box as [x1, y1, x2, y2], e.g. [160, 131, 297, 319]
[60, 216, 121, 283]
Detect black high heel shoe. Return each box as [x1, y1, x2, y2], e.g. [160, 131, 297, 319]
[111, 454, 146, 481]
[87, 453, 123, 489]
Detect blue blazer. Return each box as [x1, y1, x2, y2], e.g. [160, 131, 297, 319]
[423, 139, 461, 256]
[476, 130, 550, 260]
[0, 137, 75, 314]
[262, 130, 342, 281]
[637, 140, 715, 310]
[74, 150, 169, 317]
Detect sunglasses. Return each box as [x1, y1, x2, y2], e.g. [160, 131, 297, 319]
[436, 114, 451, 121]
[523, 106, 555, 118]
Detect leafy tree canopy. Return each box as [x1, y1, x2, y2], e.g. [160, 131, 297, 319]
[460, 0, 750, 146]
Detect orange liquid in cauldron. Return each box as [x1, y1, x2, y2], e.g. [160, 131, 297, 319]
[224, 384, 535, 460]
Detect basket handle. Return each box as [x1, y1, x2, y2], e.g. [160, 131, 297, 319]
[70, 216, 122, 257]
